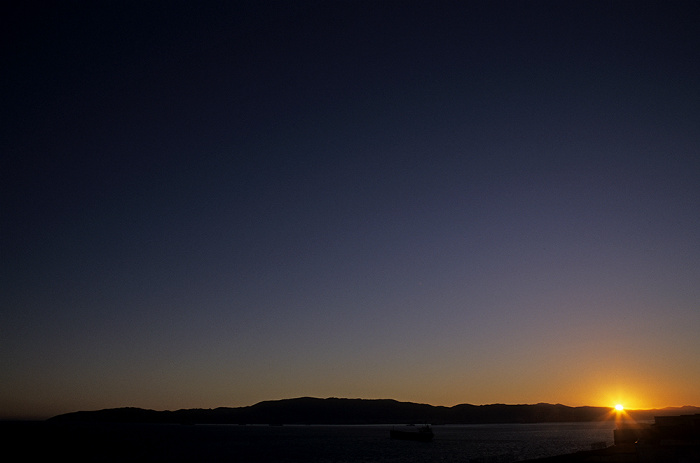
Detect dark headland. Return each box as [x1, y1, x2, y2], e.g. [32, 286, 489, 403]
[4, 399, 698, 463]
[47, 397, 700, 425]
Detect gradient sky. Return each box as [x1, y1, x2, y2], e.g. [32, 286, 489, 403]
[2, 1, 699, 420]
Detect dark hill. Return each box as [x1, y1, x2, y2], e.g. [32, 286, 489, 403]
[47, 397, 648, 425]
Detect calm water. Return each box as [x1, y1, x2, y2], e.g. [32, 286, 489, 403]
[6, 421, 618, 462]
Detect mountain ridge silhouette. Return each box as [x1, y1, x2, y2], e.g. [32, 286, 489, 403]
[47, 397, 700, 425]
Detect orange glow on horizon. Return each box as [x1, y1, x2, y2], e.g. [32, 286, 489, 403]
[594, 386, 656, 411]
[615, 404, 624, 411]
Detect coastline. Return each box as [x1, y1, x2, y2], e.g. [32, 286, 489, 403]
[4, 413, 698, 462]
[521, 413, 700, 463]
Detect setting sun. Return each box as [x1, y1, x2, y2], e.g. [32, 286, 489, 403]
[615, 404, 624, 411]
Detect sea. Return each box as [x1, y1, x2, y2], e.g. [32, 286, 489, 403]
[4, 420, 623, 462]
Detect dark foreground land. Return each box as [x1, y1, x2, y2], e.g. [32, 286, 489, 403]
[521, 413, 700, 463]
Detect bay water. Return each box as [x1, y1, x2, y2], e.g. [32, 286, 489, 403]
[6, 420, 619, 462]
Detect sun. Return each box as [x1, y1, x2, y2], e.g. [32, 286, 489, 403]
[615, 404, 624, 411]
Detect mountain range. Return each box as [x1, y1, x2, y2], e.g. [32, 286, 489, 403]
[48, 397, 700, 425]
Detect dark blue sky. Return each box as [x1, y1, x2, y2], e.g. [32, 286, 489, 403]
[2, 1, 699, 418]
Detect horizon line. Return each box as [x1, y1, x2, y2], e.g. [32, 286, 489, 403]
[27, 396, 700, 420]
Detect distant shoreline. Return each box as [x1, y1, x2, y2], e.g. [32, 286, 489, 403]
[46, 397, 700, 425]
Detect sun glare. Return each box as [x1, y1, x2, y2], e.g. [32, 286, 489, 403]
[615, 404, 624, 411]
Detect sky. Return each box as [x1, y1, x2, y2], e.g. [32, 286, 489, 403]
[2, 1, 699, 420]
